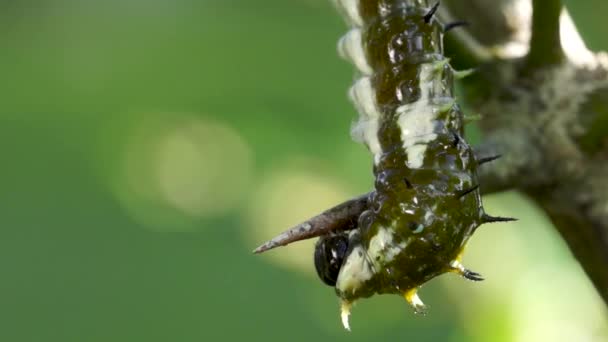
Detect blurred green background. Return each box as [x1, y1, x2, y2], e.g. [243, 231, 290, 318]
[1, 0, 607, 341]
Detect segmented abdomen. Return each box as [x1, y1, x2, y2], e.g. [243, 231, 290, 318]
[333, 0, 484, 302]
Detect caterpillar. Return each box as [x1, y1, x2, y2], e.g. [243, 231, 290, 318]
[313, 0, 515, 330]
[254, 0, 514, 332]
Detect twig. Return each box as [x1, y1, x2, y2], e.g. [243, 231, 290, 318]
[438, 6, 493, 69]
[525, 0, 564, 70]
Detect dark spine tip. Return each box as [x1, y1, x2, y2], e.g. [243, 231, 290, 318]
[456, 185, 479, 199]
[481, 213, 518, 223]
[478, 155, 502, 165]
[444, 21, 469, 32]
[452, 132, 461, 148]
[424, 1, 440, 23]
[463, 270, 484, 281]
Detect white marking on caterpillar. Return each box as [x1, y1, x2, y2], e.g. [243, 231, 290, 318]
[337, 226, 408, 299]
[338, 29, 373, 75]
[405, 145, 429, 169]
[332, 0, 364, 27]
[333, 0, 382, 165]
[349, 77, 382, 164]
[332, 3, 380, 164]
[396, 61, 455, 168]
[367, 227, 407, 263]
[335, 245, 374, 295]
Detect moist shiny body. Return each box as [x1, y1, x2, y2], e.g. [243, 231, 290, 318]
[333, 0, 484, 304]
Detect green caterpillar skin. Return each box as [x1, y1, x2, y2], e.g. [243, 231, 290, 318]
[331, 0, 485, 326]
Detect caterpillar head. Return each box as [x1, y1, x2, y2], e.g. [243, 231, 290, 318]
[314, 233, 350, 287]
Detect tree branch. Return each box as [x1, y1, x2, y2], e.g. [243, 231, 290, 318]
[530, 165, 608, 303]
[438, 6, 492, 69]
[449, 0, 608, 305]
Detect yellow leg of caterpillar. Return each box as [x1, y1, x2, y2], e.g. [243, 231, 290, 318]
[403, 288, 427, 315]
[450, 259, 484, 281]
[340, 300, 353, 331]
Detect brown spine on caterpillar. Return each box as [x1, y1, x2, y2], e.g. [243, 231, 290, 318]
[332, 0, 493, 330]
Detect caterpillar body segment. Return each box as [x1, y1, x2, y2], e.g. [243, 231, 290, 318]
[330, 0, 489, 329]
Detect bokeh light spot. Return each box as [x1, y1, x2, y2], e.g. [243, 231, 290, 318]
[156, 118, 253, 218]
[104, 112, 253, 232]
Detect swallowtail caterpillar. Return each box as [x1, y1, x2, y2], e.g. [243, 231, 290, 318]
[255, 0, 515, 331]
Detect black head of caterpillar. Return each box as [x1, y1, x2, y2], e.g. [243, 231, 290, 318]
[314, 232, 350, 286]
[323, 0, 515, 330]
